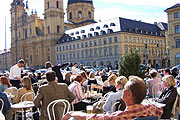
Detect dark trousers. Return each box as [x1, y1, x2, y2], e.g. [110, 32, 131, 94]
[74, 101, 93, 111]
[10, 80, 21, 89]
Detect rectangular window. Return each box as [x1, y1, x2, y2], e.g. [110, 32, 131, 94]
[141, 38, 143, 43]
[85, 42, 88, 47]
[59, 46, 61, 51]
[125, 46, 128, 54]
[137, 37, 139, 43]
[103, 38, 107, 44]
[99, 39, 102, 45]
[114, 36, 118, 43]
[70, 12, 72, 19]
[48, 26, 50, 34]
[109, 37, 112, 44]
[66, 45, 68, 50]
[86, 50, 88, 58]
[66, 53, 68, 60]
[69, 45, 72, 50]
[109, 47, 112, 56]
[77, 51, 80, 59]
[175, 25, 180, 33]
[176, 39, 180, 48]
[25, 29, 28, 39]
[133, 37, 136, 43]
[70, 53, 72, 59]
[81, 50, 84, 58]
[57, 25, 60, 33]
[104, 47, 108, 56]
[56, 47, 59, 52]
[94, 48, 98, 57]
[94, 40, 97, 46]
[73, 44, 75, 49]
[114, 46, 118, 55]
[78, 11, 82, 18]
[56, 1, 59, 8]
[174, 12, 179, 18]
[129, 36, 132, 43]
[73, 52, 76, 59]
[89, 41, 92, 47]
[81, 42, 84, 48]
[124, 36, 127, 42]
[99, 48, 102, 57]
[88, 11, 91, 18]
[77, 43, 79, 49]
[90, 49, 93, 57]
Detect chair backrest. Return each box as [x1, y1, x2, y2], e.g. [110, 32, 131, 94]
[47, 99, 70, 120]
[171, 95, 178, 118]
[103, 92, 113, 100]
[0, 98, 4, 112]
[152, 83, 163, 100]
[4, 87, 17, 96]
[20, 92, 35, 102]
[133, 116, 158, 120]
[111, 101, 121, 113]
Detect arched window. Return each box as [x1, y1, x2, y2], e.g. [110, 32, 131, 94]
[57, 25, 60, 33]
[56, 1, 59, 8]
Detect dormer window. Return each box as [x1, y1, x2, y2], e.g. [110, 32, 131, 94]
[94, 32, 99, 36]
[72, 37, 75, 40]
[155, 32, 158, 35]
[81, 30, 85, 33]
[90, 28, 94, 31]
[151, 32, 153, 35]
[110, 23, 116, 26]
[100, 30, 106, 35]
[107, 29, 113, 33]
[70, 33, 74, 36]
[128, 28, 132, 32]
[88, 33, 92, 37]
[146, 31, 148, 34]
[67, 38, 69, 42]
[140, 30, 143, 34]
[75, 31, 79, 34]
[103, 24, 108, 28]
[82, 35, 86, 39]
[77, 36, 81, 39]
[135, 28, 138, 33]
[96, 26, 100, 30]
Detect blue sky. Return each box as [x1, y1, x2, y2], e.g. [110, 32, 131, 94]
[0, 0, 179, 51]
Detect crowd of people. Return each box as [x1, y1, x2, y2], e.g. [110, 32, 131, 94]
[0, 59, 180, 120]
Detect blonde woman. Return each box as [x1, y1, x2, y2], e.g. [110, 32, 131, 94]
[15, 76, 34, 103]
[155, 75, 177, 119]
[103, 76, 128, 113]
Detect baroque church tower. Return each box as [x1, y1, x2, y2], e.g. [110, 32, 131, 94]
[67, 0, 95, 27]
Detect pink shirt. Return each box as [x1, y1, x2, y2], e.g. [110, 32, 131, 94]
[68, 81, 86, 104]
[146, 78, 161, 95]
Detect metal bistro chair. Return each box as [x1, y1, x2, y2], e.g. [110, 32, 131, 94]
[0, 98, 4, 112]
[15, 92, 35, 120]
[47, 99, 70, 120]
[152, 83, 163, 100]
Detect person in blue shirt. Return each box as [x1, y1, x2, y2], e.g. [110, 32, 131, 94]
[102, 76, 128, 113]
[0, 91, 12, 120]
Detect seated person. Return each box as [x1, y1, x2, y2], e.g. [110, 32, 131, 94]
[0, 76, 11, 92]
[92, 74, 117, 95]
[146, 69, 161, 97]
[155, 75, 177, 119]
[15, 76, 35, 103]
[0, 91, 12, 120]
[34, 71, 75, 120]
[68, 75, 93, 111]
[62, 76, 163, 120]
[63, 72, 72, 86]
[87, 72, 98, 85]
[103, 76, 128, 113]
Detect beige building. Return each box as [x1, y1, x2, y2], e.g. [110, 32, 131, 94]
[0, 50, 11, 72]
[55, 17, 168, 69]
[10, 0, 95, 68]
[165, 4, 180, 66]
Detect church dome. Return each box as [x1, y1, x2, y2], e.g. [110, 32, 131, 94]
[68, 0, 93, 5]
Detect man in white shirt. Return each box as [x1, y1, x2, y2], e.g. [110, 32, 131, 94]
[9, 59, 24, 88]
[72, 63, 80, 74]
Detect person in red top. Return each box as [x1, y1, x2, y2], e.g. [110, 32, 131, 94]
[62, 76, 163, 120]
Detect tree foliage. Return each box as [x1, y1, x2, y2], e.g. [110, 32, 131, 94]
[119, 49, 146, 78]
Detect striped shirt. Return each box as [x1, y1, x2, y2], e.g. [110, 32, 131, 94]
[68, 81, 86, 104]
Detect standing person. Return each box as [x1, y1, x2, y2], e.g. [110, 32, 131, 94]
[33, 71, 75, 120]
[9, 59, 25, 89]
[79, 64, 86, 72]
[72, 63, 80, 74]
[45, 61, 70, 83]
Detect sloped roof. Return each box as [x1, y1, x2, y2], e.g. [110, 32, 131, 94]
[165, 3, 180, 11]
[68, 0, 93, 5]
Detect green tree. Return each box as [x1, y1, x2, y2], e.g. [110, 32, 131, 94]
[119, 49, 146, 78]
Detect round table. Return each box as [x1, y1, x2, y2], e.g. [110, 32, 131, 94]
[11, 101, 35, 120]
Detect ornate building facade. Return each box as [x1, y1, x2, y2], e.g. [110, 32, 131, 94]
[10, 0, 95, 68]
[55, 17, 168, 69]
[165, 4, 180, 66]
